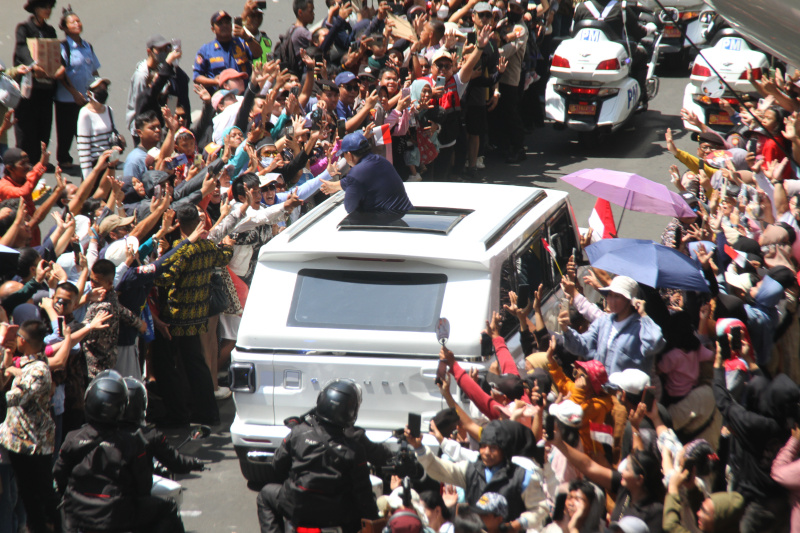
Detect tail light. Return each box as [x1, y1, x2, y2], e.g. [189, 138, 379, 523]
[552, 55, 570, 68]
[230, 362, 256, 393]
[692, 63, 711, 77]
[740, 68, 761, 80]
[554, 84, 618, 97]
[596, 59, 621, 70]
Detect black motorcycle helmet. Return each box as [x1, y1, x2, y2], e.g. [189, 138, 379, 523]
[84, 370, 129, 425]
[316, 379, 361, 428]
[121, 377, 148, 426]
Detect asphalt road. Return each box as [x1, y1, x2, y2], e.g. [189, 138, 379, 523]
[1, 2, 696, 531]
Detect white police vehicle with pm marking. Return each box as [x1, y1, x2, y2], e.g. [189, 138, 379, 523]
[229, 182, 583, 486]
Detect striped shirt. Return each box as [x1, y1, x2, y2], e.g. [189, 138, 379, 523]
[76, 105, 115, 178]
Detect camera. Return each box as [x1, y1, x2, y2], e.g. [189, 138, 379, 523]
[381, 433, 424, 479]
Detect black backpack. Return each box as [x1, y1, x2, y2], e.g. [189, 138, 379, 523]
[274, 25, 301, 74]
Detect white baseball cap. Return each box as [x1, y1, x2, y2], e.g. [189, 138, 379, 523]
[608, 369, 651, 395]
[548, 400, 583, 428]
[598, 275, 639, 300]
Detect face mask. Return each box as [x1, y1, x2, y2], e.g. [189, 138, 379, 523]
[260, 156, 273, 168]
[507, 10, 522, 23]
[90, 88, 109, 105]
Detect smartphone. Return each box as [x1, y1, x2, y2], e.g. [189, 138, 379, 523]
[544, 413, 555, 441]
[643, 387, 656, 411]
[285, 125, 295, 140]
[256, 0, 267, 8]
[57, 316, 65, 338]
[517, 284, 530, 309]
[108, 149, 120, 164]
[467, 31, 477, 45]
[552, 492, 568, 521]
[167, 94, 178, 114]
[290, 86, 301, 97]
[401, 86, 411, 99]
[480, 332, 493, 357]
[61, 204, 70, 221]
[730, 326, 742, 352]
[154, 184, 162, 199]
[746, 137, 758, 155]
[1, 325, 19, 347]
[171, 38, 181, 52]
[435, 360, 448, 386]
[194, 153, 204, 167]
[70, 241, 81, 261]
[408, 412, 422, 438]
[166, 153, 188, 170]
[435, 76, 446, 88]
[311, 106, 324, 125]
[234, 16, 243, 26]
[337, 118, 346, 139]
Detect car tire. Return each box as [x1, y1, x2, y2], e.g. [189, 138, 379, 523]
[234, 445, 275, 492]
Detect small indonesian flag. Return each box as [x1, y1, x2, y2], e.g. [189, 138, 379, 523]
[724, 244, 747, 268]
[372, 124, 392, 146]
[542, 238, 557, 260]
[588, 198, 617, 240]
[589, 422, 614, 448]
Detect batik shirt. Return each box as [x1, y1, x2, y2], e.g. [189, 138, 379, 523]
[84, 289, 140, 379]
[0, 353, 55, 455]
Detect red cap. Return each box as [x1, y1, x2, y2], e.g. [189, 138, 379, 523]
[574, 360, 608, 395]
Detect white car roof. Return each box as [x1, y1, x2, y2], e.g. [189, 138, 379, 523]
[261, 182, 569, 268]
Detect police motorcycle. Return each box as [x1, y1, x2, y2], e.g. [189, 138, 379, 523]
[638, 0, 704, 66]
[150, 424, 211, 510]
[545, 2, 662, 145]
[681, 28, 769, 134]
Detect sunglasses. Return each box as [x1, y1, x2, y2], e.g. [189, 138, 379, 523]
[477, 12, 492, 19]
[175, 113, 187, 120]
[435, 62, 453, 70]
[343, 84, 359, 92]
[263, 183, 277, 191]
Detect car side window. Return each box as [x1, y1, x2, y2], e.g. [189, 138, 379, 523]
[498, 228, 551, 339]
[546, 207, 579, 288]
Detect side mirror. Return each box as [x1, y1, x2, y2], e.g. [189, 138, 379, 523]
[191, 425, 212, 440]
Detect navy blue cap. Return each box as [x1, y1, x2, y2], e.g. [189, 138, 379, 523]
[337, 131, 370, 156]
[335, 71, 357, 86]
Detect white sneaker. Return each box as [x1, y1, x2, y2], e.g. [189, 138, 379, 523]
[407, 173, 422, 182]
[476, 156, 485, 170]
[214, 386, 232, 400]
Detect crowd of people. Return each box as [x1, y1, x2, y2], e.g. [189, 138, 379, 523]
[2, 0, 800, 531]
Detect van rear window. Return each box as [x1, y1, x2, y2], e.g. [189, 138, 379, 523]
[288, 269, 447, 331]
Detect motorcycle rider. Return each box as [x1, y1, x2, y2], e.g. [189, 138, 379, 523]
[256, 379, 380, 533]
[572, 0, 654, 109]
[54, 370, 183, 533]
[120, 377, 206, 476]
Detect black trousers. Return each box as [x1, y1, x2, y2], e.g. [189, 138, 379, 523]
[7, 450, 61, 533]
[257, 483, 291, 533]
[14, 86, 54, 162]
[55, 100, 82, 165]
[496, 82, 524, 153]
[151, 332, 219, 425]
[134, 496, 185, 533]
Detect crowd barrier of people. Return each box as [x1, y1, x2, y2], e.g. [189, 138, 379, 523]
[3, 0, 800, 532]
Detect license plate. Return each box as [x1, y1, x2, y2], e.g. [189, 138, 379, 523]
[568, 104, 597, 115]
[709, 113, 733, 126]
[664, 26, 681, 38]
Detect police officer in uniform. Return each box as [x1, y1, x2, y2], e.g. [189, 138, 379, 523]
[193, 10, 259, 91]
[256, 380, 380, 533]
[54, 370, 183, 533]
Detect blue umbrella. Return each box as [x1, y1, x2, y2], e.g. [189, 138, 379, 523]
[585, 238, 709, 292]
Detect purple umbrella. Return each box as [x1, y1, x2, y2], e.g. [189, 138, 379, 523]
[562, 169, 696, 227]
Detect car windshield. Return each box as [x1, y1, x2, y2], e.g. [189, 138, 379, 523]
[288, 269, 447, 331]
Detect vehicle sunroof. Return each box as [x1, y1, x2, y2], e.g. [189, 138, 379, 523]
[338, 207, 473, 235]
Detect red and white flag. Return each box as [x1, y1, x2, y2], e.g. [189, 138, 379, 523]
[589, 422, 614, 447]
[372, 124, 392, 146]
[542, 238, 557, 260]
[588, 198, 616, 240]
[724, 244, 747, 268]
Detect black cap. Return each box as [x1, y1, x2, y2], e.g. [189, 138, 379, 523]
[432, 408, 460, 437]
[486, 373, 525, 401]
[767, 265, 796, 289]
[317, 78, 339, 92]
[146, 34, 170, 49]
[776, 222, 797, 245]
[1, 148, 25, 168]
[358, 63, 377, 81]
[698, 130, 726, 147]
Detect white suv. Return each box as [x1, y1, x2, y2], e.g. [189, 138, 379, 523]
[229, 182, 582, 486]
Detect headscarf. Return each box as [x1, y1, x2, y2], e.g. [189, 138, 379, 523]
[222, 125, 243, 145]
[410, 79, 431, 105]
[708, 492, 745, 533]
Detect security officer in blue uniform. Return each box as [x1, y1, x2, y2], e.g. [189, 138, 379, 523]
[193, 10, 259, 92]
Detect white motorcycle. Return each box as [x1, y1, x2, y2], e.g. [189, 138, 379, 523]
[545, 19, 662, 145]
[681, 29, 768, 133]
[638, 0, 705, 66]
